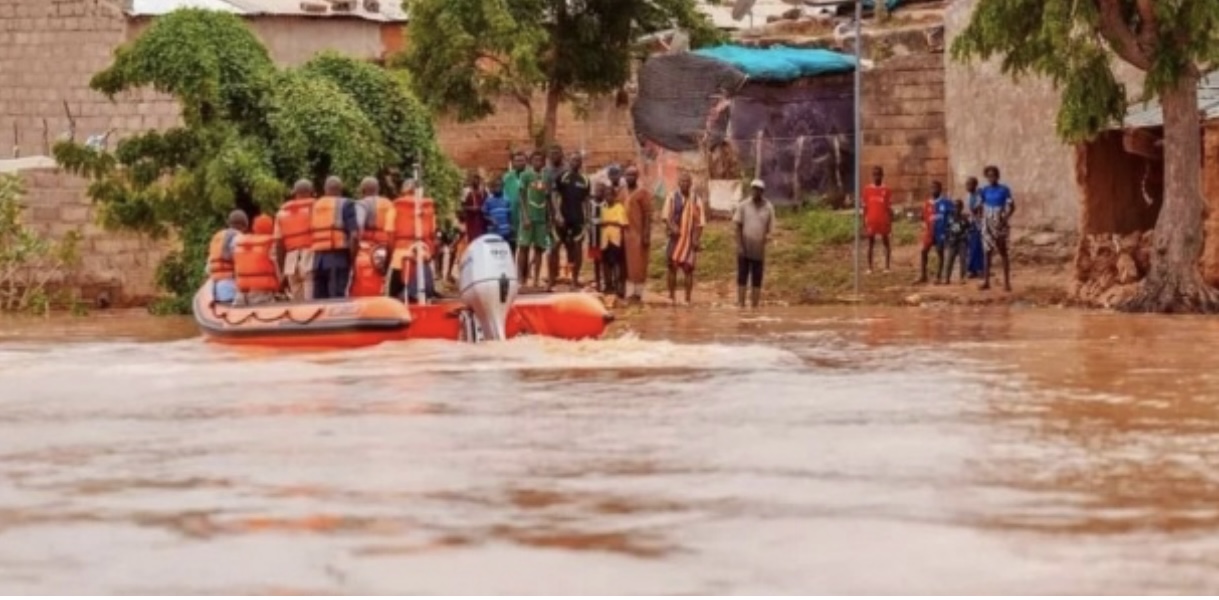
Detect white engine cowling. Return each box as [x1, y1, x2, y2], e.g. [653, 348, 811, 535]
[458, 234, 520, 341]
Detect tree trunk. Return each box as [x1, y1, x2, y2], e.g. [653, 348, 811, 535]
[515, 95, 536, 151]
[1121, 73, 1219, 313]
[540, 82, 562, 147]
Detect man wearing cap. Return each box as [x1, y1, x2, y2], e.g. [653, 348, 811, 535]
[733, 179, 775, 308]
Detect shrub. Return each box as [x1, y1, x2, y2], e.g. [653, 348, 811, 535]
[0, 174, 82, 314]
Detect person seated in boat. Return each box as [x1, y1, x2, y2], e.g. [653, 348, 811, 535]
[483, 175, 514, 252]
[388, 179, 440, 303]
[309, 176, 360, 300]
[274, 179, 317, 302]
[207, 210, 249, 305]
[233, 214, 280, 306]
[350, 243, 389, 298]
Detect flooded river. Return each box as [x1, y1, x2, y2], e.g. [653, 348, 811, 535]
[2, 306, 1219, 594]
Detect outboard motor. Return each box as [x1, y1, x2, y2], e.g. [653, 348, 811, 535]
[458, 234, 520, 342]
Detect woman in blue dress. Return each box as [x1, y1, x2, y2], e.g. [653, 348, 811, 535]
[964, 176, 984, 278]
[978, 165, 1016, 292]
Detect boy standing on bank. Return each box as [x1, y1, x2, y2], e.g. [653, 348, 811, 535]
[862, 166, 893, 274]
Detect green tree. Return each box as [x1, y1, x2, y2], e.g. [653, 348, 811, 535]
[398, 0, 723, 145]
[53, 9, 460, 314]
[952, 0, 1219, 313]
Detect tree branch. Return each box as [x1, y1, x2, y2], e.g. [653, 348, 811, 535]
[1134, 0, 1158, 52]
[476, 51, 517, 75]
[1095, 0, 1153, 71]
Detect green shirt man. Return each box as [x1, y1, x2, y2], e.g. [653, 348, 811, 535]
[518, 168, 551, 250]
[502, 166, 526, 237]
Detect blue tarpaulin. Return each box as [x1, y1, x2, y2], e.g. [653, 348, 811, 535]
[693, 45, 858, 82]
[863, 0, 903, 9]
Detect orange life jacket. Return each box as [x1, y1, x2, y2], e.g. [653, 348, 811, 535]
[276, 197, 314, 252]
[350, 243, 386, 298]
[391, 194, 437, 263]
[207, 228, 238, 282]
[310, 196, 350, 252]
[359, 196, 394, 245]
[233, 233, 280, 293]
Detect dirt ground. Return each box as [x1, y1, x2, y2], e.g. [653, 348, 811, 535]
[615, 214, 1071, 309]
[445, 210, 1074, 310]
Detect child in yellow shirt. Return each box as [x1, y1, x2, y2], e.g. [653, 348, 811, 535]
[599, 185, 629, 299]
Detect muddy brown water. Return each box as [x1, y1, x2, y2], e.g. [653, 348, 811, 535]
[2, 307, 1219, 594]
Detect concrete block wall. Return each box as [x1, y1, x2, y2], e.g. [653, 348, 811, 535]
[16, 167, 170, 304]
[861, 52, 949, 207]
[944, 0, 1078, 232]
[1, 0, 176, 304]
[436, 93, 641, 174]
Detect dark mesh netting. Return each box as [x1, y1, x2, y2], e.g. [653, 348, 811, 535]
[726, 75, 856, 204]
[632, 53, 747, 152]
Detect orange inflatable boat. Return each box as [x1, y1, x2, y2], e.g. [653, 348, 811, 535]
[406, 293, 614, 341]
[193, 286, 613, 348]
[192, 285, 414, 349]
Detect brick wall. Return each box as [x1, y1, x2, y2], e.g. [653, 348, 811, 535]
[861, 52, 948, 207]
[435, 93, 641, 173]
[11, 165, 170, 304]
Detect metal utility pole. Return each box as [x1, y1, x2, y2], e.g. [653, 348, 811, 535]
[852, 0, 863, 297]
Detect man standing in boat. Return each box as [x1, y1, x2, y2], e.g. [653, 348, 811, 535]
[273, 179, 317, 301]
[309, 176, 361, 300]
[387, 178, 440, 303]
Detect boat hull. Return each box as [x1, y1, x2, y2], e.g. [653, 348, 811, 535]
[193, 287, 413, 349]
[193, 287, 613, 348]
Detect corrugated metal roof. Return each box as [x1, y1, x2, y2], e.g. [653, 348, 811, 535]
[1121, 72, 1219, 129]
[698, 0, 808, 29]
[126, 0, 407, 22]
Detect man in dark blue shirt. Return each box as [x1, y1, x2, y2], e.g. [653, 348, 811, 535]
[312, 175, 361, 300]
[552, 152, 590, 289]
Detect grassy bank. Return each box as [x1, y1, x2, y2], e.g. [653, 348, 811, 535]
[643, 207, 1072, 307]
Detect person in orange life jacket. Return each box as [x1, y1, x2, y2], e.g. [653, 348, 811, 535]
[355, 176, 394, 245]
[273, 179, 317, 301]
[232, 215, 280, 306]
[310, 176, 361, 300]
[346, 177, 392, 298]
[207, 210, 249, 304]
[386, 179, 438, 303]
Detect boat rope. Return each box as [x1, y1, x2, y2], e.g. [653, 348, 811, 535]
[209, 302, 326, 326]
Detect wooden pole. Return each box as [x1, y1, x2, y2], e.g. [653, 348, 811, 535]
[793, 135, 806, 206]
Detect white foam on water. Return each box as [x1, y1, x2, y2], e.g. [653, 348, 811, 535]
[0, 332, 806, 398]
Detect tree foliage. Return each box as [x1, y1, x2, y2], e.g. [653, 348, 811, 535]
[950, 0, 1219, 142]
[397, 0, 724, 144]
[53, 9, 460, 314]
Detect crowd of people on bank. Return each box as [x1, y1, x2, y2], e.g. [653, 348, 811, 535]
[203, 144, 779, 308]
[862, 164, 1017, 292]
[204, 147, 1013, 309]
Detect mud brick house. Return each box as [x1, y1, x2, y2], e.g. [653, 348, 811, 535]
[1071, 74, 1219, 306]
[0, 0, 406, 304]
